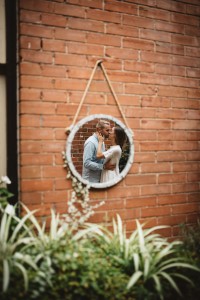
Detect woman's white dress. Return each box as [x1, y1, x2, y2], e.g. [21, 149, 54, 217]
[100, 145, 122, 183]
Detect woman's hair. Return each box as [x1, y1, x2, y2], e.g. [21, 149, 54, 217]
[114, 126, 127, 149]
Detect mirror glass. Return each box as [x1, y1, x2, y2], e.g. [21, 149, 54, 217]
[66, 114, 134, 189]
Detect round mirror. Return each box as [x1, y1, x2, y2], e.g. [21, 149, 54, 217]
[66, 114, 134, 189]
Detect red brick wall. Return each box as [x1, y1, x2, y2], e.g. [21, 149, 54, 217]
[19, 0, 200, 238]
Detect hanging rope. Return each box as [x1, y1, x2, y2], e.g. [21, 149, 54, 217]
[65, 59, 130, 133]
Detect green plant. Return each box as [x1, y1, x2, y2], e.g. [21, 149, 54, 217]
[0, 176, 14, 211]
[0, 209, 38, 293]
[79, 215, 200, 300]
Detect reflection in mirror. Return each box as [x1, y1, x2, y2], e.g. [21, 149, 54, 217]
[66, 114, 134, 189]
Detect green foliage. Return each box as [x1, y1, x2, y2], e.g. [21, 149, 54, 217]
[0, 207, 199, 300]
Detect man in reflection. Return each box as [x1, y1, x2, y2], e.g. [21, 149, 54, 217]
[82, 119, 115, 183]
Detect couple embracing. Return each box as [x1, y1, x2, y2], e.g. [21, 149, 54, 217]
[82, 119, 126, 183]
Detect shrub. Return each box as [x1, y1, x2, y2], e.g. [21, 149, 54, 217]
[0, 208, 199, 300]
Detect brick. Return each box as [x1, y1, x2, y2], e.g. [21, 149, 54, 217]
[134, 152, 155, 163]
[172, 203, 200, 215]
[173, 120, 200, 130]
[68, 17, 104, 33]
[21, 179, 54, 192]
[187, 172, 200, 183]
[141, 119, 171, 130]
[125, 175, 156, 185]
[113, 95, 140, 106]
[188, 193, 200, 203]
[106, 47, 138, 60]
[140, 29, 171, 43]
[134, 130, 157, 141]
[55, 178, 72, 190]
[54, 2, 86, 17]
[185, 24, 200, 38]
[41, 13, 67, 27]
[126, 107, 157, 119]
[42, 39, 66, 52]
[140, 141, 172, 151]
[20, 23, 54, 38]
[86, 8, 121, 23]
[173, 162, 200, 172]
[141, 96, 171, 108]
[156, 0, 186, 13]
[21, 115, 41, 127]
[157, 151, 186, 162]
[20, 50, 52, 64]
[21, 166, 42, 179]
[141, 162, 171, 173]
[141, 51, 171, 64]
[106, 23, 138, 38]
[21, 192, 42, 205]
[20, 0, 55, 13]
[87, 32, 121, 47]
[107, 70, 139, 83]
[172, 55, 200, 68]
[186, 47, 200, 58]
[67, 0, 103, 9]
[139, 6, 170, 21]
[172, 141, 199, 151]
[43, 166, 66, 178]
[41, 141, 65, 153]
[158, 130, 187, 141]
[124, 61, 154, 73]
[158, 194, 187, 205]
[158, 86, 187, 97]
[187, 132, 200, 141]
[157, 109, 187, 120]
[186, 4, 200, 15]
[173, 183, 199, 194]
[155, 20, 184, 34]
[158, 173, 186, 184]
[172, 34, 198, 46]
[55, 53, 87, 66]
[20, 141, 42, 153]
[21, 101, 56, 114]
[141, 206, 171, 217]
[68, 42, 104, 56]
[20, 36, 41, 50]
[186, 68, 200, 78]
[123, 15, 154, 29]
[125, 84, 157, 95]
[20, 9, 41, 23]
[105, 0, 137, 15]
[126, 196, 156, 208]
[42, 116, 68, 128]
[107, 186, 140, 199]
[171, 12, 199, 26]
[42, 90, 67, 102]
[140, 73, 171, 85]
[54, 79, 87, 91]
[43, 191, 69, 203]
[123, 38, 154, 51]
[20, 128, 54, 140]
[187, 151, 200, 161]
[158, 215, 187, 226]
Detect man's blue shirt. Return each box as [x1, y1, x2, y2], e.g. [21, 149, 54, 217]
[82, 133, 105, 183]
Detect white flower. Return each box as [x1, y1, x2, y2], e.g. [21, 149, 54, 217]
[5, 204, 15, 216]
[1, 176, 11, 185]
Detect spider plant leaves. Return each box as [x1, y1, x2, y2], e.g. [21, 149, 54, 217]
[127, 270, 143, 289]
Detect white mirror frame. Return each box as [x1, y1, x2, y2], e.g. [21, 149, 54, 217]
[66, 114, 134, 189]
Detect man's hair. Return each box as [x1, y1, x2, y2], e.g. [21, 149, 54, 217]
[96, 119, 110, 129]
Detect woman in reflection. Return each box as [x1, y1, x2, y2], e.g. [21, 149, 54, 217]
[96, 126, 127, 183]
